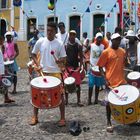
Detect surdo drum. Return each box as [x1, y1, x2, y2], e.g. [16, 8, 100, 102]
[127, 72, 140, 88]
[64, 77, 76, 93]
[91, 66, 105, 77]
[30, 76, 63, 109]
[4, 60, 14, 84]
[108, 85, 140, 124]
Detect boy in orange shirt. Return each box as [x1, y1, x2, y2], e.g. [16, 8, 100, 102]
[97, 33, 127, 132]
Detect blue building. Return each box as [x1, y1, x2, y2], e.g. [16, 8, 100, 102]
[22, 0, 139, 40]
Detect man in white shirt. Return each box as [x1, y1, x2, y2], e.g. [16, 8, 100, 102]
[56, 22, 82, 46]
[56, 22, 68, 46]
[30, 22, 66, 126]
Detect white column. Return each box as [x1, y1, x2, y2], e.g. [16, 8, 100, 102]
[18, 0, 25, 41]
[10, 0, 14, 28]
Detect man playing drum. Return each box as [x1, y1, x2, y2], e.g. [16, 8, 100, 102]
[88, 32, 105, 105]
[2, 31, 19, 94]
[30, 22, 66, 126]
[64, 30, 83, 106]
[97, 33, 127, 132]
[0, 36, 15, 103]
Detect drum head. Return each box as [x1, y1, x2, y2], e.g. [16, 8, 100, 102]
[2, 78, 12, 87]
[30, 76, 61, 88]
[4, 60, 14, 65]
[64, 77, 75, 85]
[108, 85, 139, 105]
[127, 72, 140, 80]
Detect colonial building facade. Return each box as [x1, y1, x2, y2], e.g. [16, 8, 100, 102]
[0, 0, 139, 67]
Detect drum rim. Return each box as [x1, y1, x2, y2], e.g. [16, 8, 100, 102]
[64, 77, 75, 84]
[108, 85, 139, 105]
[4, 60, 14, 65]
[30, 76, 61, 88]
[2, 78, 12, 87]
[31, 83, 62, 89]
[127, 71, 140, 80]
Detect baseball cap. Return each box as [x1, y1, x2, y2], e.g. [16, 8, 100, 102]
[69, 30, 76, 34]
[111, 33, 121, 40]
[126, 30, 135, 37]
[5, 31, 13, 37]
[95, 32, 103, 39]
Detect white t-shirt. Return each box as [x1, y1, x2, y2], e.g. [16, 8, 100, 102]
[0, 48, 4, 75]
[56, 32, 68, 46]
[83, 37, 89, 52]
[90, 43, 105, 66]
[56, 32, 82, 46]
[32, 37, 66, 73]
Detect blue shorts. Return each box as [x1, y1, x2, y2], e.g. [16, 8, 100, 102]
[88, 71, 105, 87]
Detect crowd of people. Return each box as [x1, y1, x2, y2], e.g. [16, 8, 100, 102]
[1, 21, 140, 133]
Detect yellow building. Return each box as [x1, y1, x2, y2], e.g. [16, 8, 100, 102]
[0, 0, 28, 68]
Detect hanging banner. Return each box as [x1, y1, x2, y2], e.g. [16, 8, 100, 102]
[118, 0, 123, 28]
[13, 0, 22, 7]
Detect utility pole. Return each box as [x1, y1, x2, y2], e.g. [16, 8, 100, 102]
[54, 0, 56, 23]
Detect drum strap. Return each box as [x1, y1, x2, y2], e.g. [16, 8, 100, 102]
[60, 73, 65, 87]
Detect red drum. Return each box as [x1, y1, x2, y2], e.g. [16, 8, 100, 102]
[127, 72, 140, 88]
[30, 76, 63, 109]
[91, 66, 105, 77]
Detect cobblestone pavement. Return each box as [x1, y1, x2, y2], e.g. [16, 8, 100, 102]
[0, 69, 140, 140]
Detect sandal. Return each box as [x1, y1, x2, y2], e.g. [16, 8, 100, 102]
[106, 126, 113, 133]
[4, 99, 15, 103]
[77, 102, 84, 107]
[10, 91, 17, 94]
[58, 119, 66, 127]
[29, 116, 38, 125]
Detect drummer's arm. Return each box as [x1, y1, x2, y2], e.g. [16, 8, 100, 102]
[79, 45, 83, 68]
[99, 66, 109, 87]
[31, 53, 40, 68]
[14, 43, 19, 58]
[1, 45, 5, 54]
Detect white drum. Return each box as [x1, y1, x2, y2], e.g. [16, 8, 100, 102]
[64, 77, 76, 93]
[127, 72, 140, 88]
[108, 85, 140, 124]
[30, 76, 63, 109]
[91, 66, 105, 77]
[4, 60, 14, 65]
[2, 78, 12, 87]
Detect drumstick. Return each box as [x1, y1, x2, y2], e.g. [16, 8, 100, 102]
[40, 71, 47, 83]
[124, 68, 133, 72]
[51, 50, 58, 61]
[108, 86, 120, 99]
[108, 86, 127, 101]
[119, 92, 126, 100]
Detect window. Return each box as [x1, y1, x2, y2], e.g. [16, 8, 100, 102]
[69, 16, 81, 39]
[27, 18, 37, 40]
[1, 0, 7, 8]
[0, 19, 6, 37]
